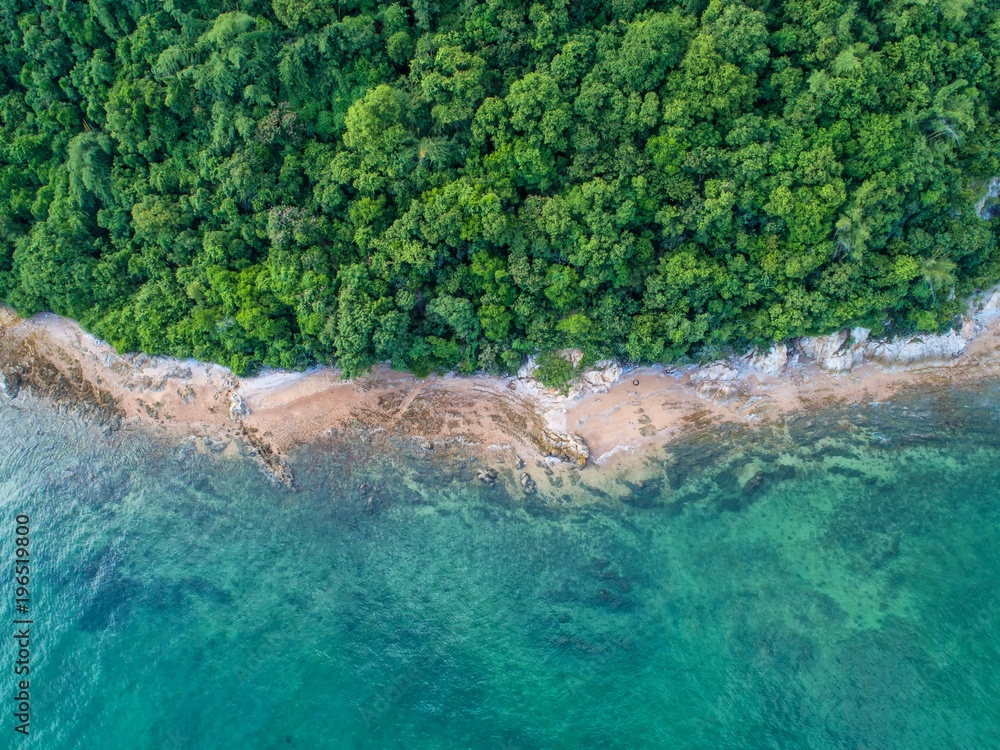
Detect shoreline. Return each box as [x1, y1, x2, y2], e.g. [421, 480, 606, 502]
[4, 301, 1000, 494]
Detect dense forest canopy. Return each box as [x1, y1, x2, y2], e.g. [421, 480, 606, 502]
[2, 0, 999, 377]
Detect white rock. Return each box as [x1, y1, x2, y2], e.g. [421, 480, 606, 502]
[690, 362, 740, 382]
[580, 360, 622, 392]
[228, 392, 250, 421]
[749, 344, 788, 377]
[517, 356, 538, 380]
[798, 331, 847, 368]
[864, 331, 966, 371]
[531, 427, 589, 467]
[798, 330, 867, 373]
[558, 348, 585, 367]
[973, 287, 1000, 315]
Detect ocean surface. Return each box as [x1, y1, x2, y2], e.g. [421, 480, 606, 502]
[1, 384, 999, 750]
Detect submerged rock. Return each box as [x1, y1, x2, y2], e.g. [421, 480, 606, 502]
[203, 436, 228, 453]
[521, 472, 537, 495]
[0, 367, 21, 399]
[237, 423, 293, 489]
[477, 468, 498, 487]
[742, 471, 766, 497]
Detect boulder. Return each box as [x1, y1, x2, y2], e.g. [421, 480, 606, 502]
[864, 331, 966, 371]
[690, 362, 739, 382]
[798, 330, 847, 367]
[228, 392, 250, 421]
[580, 360, 622, 392]
[798, 328, 869, 373]
[521, 472, 537, 495]
[531, 427, 589, 468]
[749, 344, 788, 377]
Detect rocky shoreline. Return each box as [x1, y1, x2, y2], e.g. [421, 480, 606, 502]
[4, 293, 1000, 494]
[517, 287, 1000, 445]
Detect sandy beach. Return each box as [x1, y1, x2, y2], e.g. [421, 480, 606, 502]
[4, 301, 1000, 494]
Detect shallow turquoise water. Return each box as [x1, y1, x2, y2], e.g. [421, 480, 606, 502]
[1, 386, 999, 749]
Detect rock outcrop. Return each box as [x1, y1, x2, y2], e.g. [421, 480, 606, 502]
[517, 356, 538, 380]
[579, 360, 623, 393]
[530, 427, 589, 467]
[689, 361, 747, 403]
[228, 392, 250, 421]
[973, 287, 1000, 315]
[748, 344, 788, 377]
[798, 328, 870, 373]
[517, 355, 622, 397]
[691, 362, 739, 382]
[236, 422, 294, 489]
[796, 326, 967, 373]
[865, 331, 966, 371]
[0, 342, 121, 417]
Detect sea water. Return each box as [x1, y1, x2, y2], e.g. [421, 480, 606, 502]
[0, 385, 998, 749]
